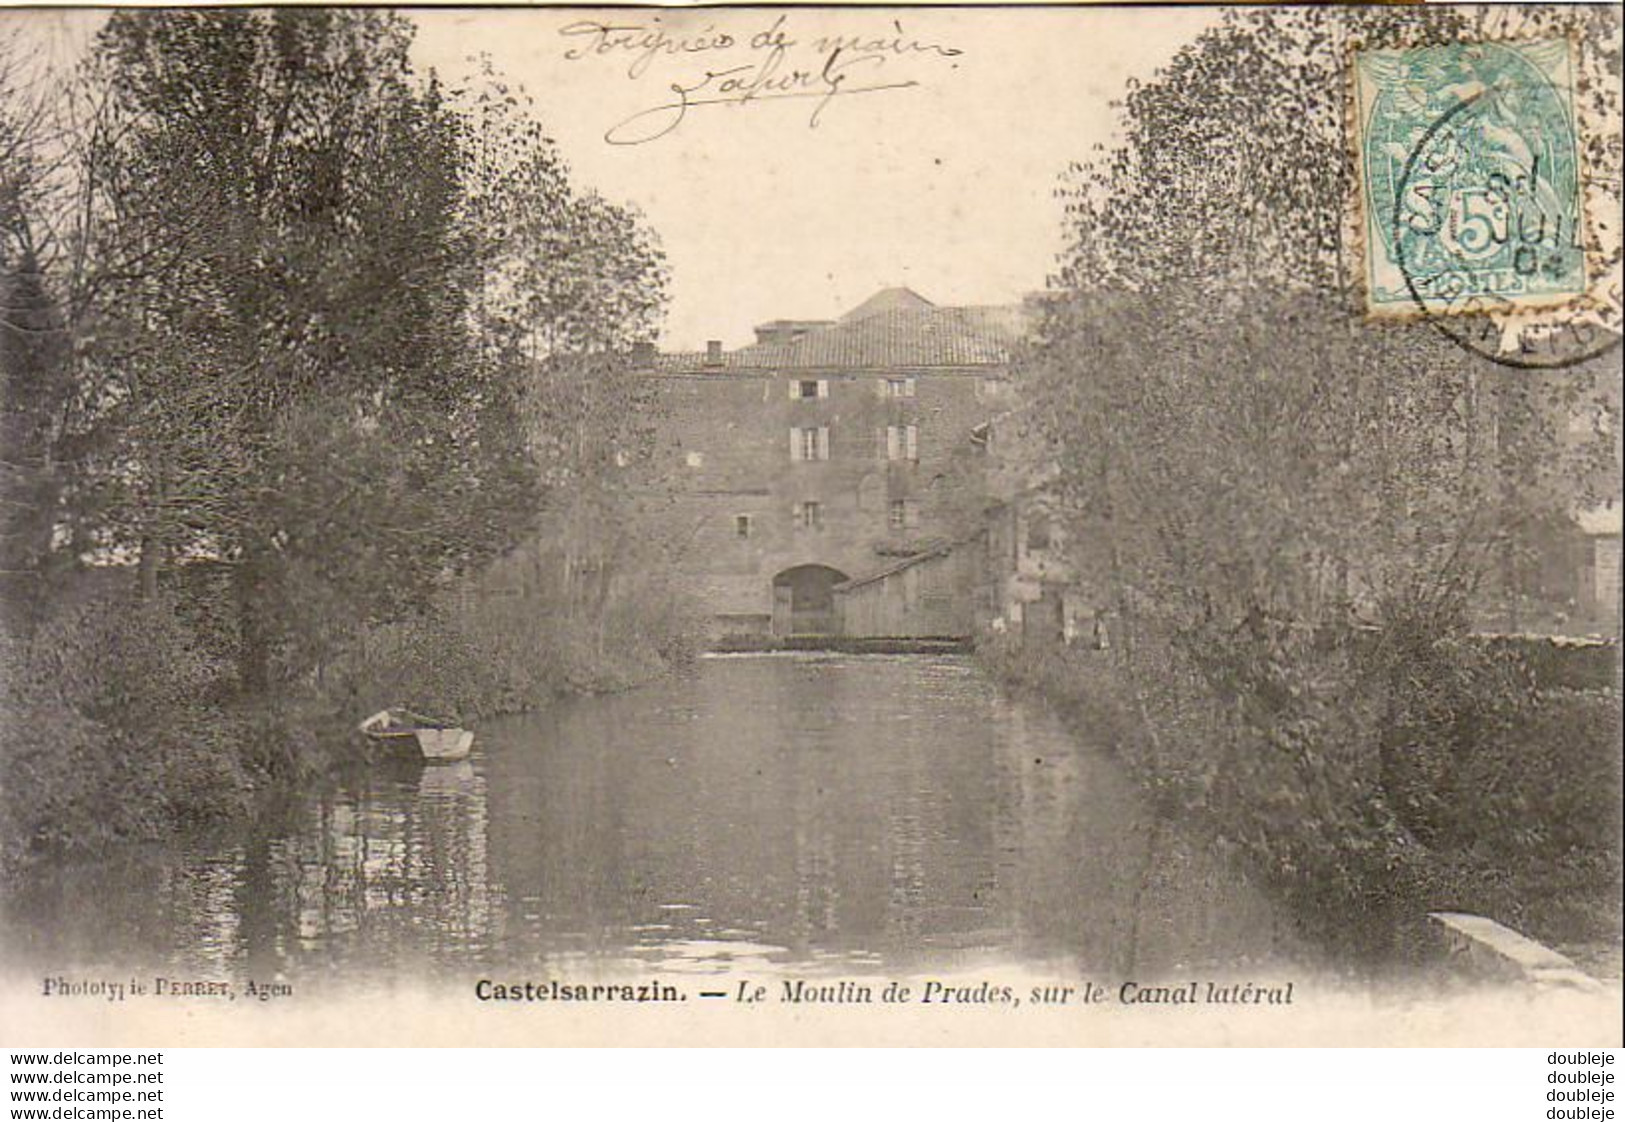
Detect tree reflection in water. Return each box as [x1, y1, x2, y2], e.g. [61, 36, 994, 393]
[2, 656, 1314, 989]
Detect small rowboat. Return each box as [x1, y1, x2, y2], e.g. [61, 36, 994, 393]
[358, 708, 474, 762]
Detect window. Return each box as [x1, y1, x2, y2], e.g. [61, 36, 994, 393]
[790, 379, 828, 400]
[884, 377, 916, 398]
[888, 500, 910, 529]
[735, 515, 752, 539]
[795, 501, 823, 529]
[790, 426, 830, 462]
[885, 424, 919, 461]
[1027, 514, 1052, 552]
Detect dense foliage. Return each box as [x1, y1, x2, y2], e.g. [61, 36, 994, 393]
[1015, 7, 1622, 955]
[0, 11, 685, 865]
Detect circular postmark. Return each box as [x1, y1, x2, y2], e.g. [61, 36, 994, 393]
[1387, 60, 1620, 369]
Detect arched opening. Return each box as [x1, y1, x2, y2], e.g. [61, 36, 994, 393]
[772, 564, 849, 636]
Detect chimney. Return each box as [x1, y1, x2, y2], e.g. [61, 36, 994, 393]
[704, 340, 724, 367]
[754, 319, 835, 347]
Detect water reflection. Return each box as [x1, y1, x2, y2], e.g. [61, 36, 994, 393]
[3, 655, 1311, 988]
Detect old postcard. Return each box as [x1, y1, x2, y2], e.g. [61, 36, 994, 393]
[0, 4, 1619, 1047]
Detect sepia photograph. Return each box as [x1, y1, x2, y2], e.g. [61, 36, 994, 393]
[0, 3, 1620, 1048]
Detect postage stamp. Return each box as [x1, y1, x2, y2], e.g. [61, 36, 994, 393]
[1354, 39, 1588, 322]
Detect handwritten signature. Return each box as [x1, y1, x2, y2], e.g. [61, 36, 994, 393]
[559, 17, 963, 145]
[606, 46, 918, 146]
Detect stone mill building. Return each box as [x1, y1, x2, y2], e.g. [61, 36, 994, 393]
[640, 287, 1028, 640]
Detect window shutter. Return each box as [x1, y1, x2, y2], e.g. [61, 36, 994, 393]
[886, 426, 900, 461]
[817, 426, 830, 460]
[789, 428, 801, 461]
[905, 378, 916, 398]
[876, 378, 887, 399]
[817, 379, 829, 399]
[906, 424, 919, 461]
[788, 380, 799, 401]
[905, 501, 920, 528]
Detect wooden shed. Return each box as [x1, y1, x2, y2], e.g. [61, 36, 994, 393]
[833, 544, 979, 639]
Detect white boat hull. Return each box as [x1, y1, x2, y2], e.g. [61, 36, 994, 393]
[414, 727, 474, 762]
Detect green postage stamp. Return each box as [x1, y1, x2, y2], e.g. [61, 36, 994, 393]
[1353, 38, 1588, 319]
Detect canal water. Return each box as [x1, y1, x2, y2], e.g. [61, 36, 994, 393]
[4, 655, 1313, 990]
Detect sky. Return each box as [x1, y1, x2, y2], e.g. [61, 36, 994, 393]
[412, 7, 1217, 348]
[5, 6, 1219, 350]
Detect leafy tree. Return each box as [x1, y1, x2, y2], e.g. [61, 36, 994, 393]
[1037, 6, 1620, 639]
[67, 11, 479, 686]
[51, 11, 675, 693]
[451, 69, 670, 619]
[0, 37, 71, 633]
[1018, 8, 1621, 926]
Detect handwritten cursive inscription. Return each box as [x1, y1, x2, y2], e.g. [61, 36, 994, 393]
[559, 19, 740, 80]
[559, 16, 964, 145]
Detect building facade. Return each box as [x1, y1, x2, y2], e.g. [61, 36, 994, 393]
[642, 288, 1023, 638]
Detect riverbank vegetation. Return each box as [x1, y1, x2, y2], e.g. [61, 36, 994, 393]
[1009, 7, 1621, 965]
[986, 637, 1621, 967]
[0, 12, 692, 868]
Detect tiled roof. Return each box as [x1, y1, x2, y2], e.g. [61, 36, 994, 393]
[733, 305, 1026, 370]
[646, 289, 1029, 373]
[651, 350, 762, 373]
[839, 286, 935, 323]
